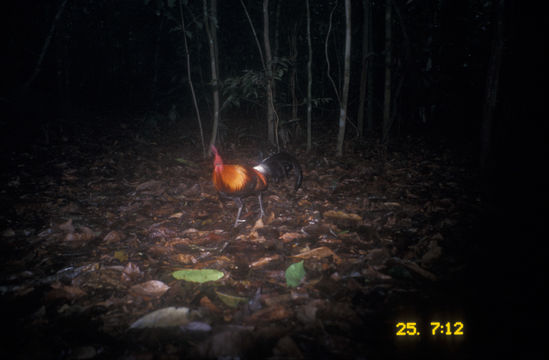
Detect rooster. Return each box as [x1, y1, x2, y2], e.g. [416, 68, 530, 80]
[211, 145, 302, 227]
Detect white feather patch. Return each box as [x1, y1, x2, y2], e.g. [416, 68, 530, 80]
[253, 164, 267, 174]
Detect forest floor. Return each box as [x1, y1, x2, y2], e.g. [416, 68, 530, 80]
[1, 119, 490, 359]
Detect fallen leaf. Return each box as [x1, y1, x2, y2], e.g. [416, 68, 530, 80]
[121, 262, 142, 282]
[59, 219, 75, 233]
[366, 248, 390, 266]
[135, 179, 163, 192]
[215, 290, 248, 308]
[285, 261, 305, 288]
[389, 258, 437, 281]
[279, 232, 306, 243]
[323, 210, 362, 222]
[129, 307, 193, 329]
[292, 246, 342, 264]
[245, 305, 293, 323]
[249, 254, 280, 269]
[421, 240, 442, 264]
[172, 253, 198, 264]
[200, 296, 222, 314]
[114, 250, 128, 263]
[273, 336, 303, 359]
[103, 230, 124, 243]
[296, 299, 325, 325]
[175, 158, 197, 167]
[172, 269, 224, 283]
[130, 280, 170, 298]
[2, 228, 15, 237]
[253, 218, 264, 229]
[196, 326, 254, 358]
[47, 282, 87, 300]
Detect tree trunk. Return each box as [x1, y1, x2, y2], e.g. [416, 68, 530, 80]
[23, 0, 70, 92]
[179, 0, 205, 156]
[305, 0, 312, 151]
[382, 0, 392, 143]
[263, 0, 276, 146]
[336, 0, 351, 156]
[151, 15, 165, 105]
[272, 0, 281, 109]
[289, 28, 298, 123]
[357, 0, 371, 138]
[480, 0, 505, 173]
[203, 0, 220, 149]
[55, 3, 72, 117]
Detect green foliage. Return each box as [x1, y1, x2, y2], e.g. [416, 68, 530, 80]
[271, 56, 292, 80]
[221, 69, 264, 109]
[172, 269, 224, 283]
[215, 290, 248, 308]
[285, 260, 305, 288]
[311, 97, 332, 107]
[221, 57, 292, 110]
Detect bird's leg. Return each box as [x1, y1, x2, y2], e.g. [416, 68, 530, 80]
[234, 198, 245, 227]
[258, 192, 265, 219]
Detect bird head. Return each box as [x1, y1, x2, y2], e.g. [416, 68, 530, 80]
[211, 145, 224, 171]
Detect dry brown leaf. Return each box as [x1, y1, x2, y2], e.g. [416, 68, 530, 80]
[147, 244, 172, 257]
[152, 204, 177, 217]
[59, 218, 75, 233]
[296, 299, 325, 325]
[122, 262, 142, 282]
[103, 230, 124, 243]
[363, 266, 392, 281]
[264, 211, 275, 225]
[366, 248, 391, 266]
[245, 305, 293, 324]
[323, 210, 362, 222]
[420, 240, 442, 264]
[63, 226, 96, 244]
[172, 253, 198, 264]
[292, 246, 342, 264]
[169, 212, 184, 219]
[130, 280, 170, 298]
[200, 296, 222, 314]
[261, 293, 291, 307]
[393, 258, 437, 281]
[279, 232, 306, 243]
[273, 336, 303, 359]
[382, 202, 401, 207]
[2, 228, 15, 237]
[135, 179, 163, 192]
[47, 281, 87, 300]
[252, 218, 264, 229]
[249, 254, 280, 269]
[166, 237, 192, 247]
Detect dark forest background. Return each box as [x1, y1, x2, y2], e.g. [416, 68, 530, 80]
[1, 0, 545, 254]
[2, 0, 534, 165]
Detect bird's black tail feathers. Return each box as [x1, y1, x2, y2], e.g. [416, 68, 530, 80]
[255, 152, 302, 191]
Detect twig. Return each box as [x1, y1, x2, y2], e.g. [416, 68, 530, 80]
[23, 0, 70, 91]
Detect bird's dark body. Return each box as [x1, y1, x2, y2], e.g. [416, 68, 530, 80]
[253, 152, 302, 191]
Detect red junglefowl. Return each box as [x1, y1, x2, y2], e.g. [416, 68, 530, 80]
[211, 145, 302, 227]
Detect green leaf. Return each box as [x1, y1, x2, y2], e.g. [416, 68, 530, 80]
[172, 269, 224, 283]
[285, 261, 305, 288]
[114, 250, 128, 263]
[175, 158, 197, 167]
[215, 290, 248, 308]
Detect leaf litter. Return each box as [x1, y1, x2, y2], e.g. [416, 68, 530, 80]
[1, 129, 481, 358]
